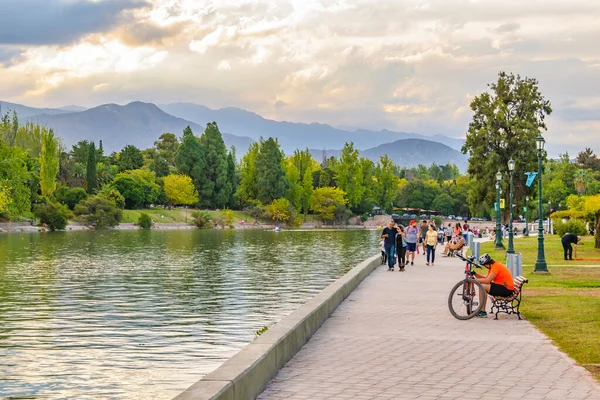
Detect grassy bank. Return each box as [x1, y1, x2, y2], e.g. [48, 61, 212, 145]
[480, 236, 600, 380]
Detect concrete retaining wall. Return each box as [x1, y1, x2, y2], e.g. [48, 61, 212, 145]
[173, 254, 381, 400]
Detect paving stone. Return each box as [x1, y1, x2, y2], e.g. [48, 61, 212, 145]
[258, 252, 600, 400]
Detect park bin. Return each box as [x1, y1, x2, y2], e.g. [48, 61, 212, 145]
[472, 241, 481, 261]
[506, 253, 523, 277]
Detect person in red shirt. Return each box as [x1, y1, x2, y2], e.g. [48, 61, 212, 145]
[472, 253, 515, 318]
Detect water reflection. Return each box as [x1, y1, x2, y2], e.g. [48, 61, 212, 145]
[0, 229, 378, 399]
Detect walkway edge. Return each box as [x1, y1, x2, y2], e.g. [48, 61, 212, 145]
[173, 254, 381, 400]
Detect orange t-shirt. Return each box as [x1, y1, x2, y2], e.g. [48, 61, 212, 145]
[487, 261, 515, 290]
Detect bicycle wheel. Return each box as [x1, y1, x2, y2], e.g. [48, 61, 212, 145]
[448, 278, 485, 320]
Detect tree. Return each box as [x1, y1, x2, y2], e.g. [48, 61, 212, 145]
[0, 141, 31, 219]
[431, 193, 453, 216]
[373, 155, 399, 213]
[266, 198, 293, 224]
[34, 202, 72, 231]
[576, 148, 600, 172]
[237, 142, 259, 206]
[112, 169, 161, 209]
[311, 187, 347, 223]
[301, 165, 314, 216]
[552, 194, 600, 248]
[86, 141, 97, 193]
[462, 71, 552, 214]
[154, 132, 179, 164]
[119, 145, 144, 172]
[335, 142, 364, 211]
[55, 187, 88, 210]
[198, 122, 231, 208]
[74, 195, 122, 228]
[163, 174, 198, 207]
[226, 148, 238, 208]
[39, 128, 60, 198]
[0, 182, 11, 215]
[175, 126, 205, 194]
[285, 160, 302, 211]
[255, 138, 287, 204]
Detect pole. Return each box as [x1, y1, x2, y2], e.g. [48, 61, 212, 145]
[534, 147, 548, 273]
[524, 197, 529, 237]
[507, 170, 515, 254]
[495, 183, 503, 249]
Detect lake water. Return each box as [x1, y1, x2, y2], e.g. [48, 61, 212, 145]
[0, 229, 379, 399]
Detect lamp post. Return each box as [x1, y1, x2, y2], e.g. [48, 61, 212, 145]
[525, 196, 529, 237]
[534, 135, 548, 273]
[507, 159, 515, 254]
[495, 171, 503, 249]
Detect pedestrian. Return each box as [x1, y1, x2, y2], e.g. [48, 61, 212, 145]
[405, 220, 419, 266]
[381, 220, 397, 271]
[446, 223, 452, 244]
[561, 232, 581, 261]
[395, 225, 408, 271]
[420, 220, 428, 254]
[462, 220, 469, 242]
[425, 224, 438, 266]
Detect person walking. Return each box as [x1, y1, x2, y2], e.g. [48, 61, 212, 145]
[420, 220, 428, 254]
[381, 220, 397, 271]
[425, 224, 438, 266]
[395, 225, 408, 271]
[445, 223, 452, 244]
[405, 220, 419, 266]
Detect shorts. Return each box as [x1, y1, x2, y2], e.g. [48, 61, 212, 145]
[406, 242, 416, 252]
[489, 283, 514, 298]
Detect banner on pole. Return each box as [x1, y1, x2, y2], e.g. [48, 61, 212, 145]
[500, 199, 505, 209]
[525, 172, 538, 187]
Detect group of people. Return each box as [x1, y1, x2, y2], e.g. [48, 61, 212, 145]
[380, 219, 442, 271]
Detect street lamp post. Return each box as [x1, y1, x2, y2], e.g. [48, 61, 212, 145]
[525, 196, 530, 237]
[534, 135, 549, 273]
[507, 159, 515, 254]
[495, 171, 503, 249]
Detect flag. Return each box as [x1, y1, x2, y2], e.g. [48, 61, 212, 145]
[525, 172, 538, 187]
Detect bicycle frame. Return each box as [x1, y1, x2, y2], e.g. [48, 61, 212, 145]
[456, 254, 483, 302]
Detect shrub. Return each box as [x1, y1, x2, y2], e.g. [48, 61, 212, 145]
[98, 186, 125, 209]
[138, 212, 152, 229]
[34, 202, 73, 231]
[432, 216, 443, 228]
[554, 219, 587, 237]
[191, 210, 212, 229]
[74, 195, 122, 228]
[55, 187, 88, 210]
[360, 214, 369, 222]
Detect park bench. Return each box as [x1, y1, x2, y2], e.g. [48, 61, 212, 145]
[489, 276, 529, 320]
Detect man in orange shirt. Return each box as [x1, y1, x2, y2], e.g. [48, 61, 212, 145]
[472, 253, 515, 318]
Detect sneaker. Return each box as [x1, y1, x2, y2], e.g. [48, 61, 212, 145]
[426, 262, 430, 266]
[476, 311, 488, 318]
[411, 261, 414, 266]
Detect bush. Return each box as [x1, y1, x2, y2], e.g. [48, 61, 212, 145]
[138, 212, 152, 229]
[554, 219, 587, 237]
[191, 210, 212, 229]
[55, 187, 88, 210]
[360, 214, 369, 222]
[98, 186, 125, 209]
[34, 202, 73, 231]
[432, 216, 443, 228]
[74, 195, 122, 228]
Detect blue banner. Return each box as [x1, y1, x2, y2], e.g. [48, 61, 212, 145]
[525, 172, 538, 187]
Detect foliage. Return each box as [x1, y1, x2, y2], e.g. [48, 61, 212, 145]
[74, 195, 122, 228]
[552, 194, 600, 248]
[198, 122, 232, 208]
[553, 219, 587, 237]
[333, 204, 352, 225]
[86, 141, 97, 193]
[191, 210, 212, 229]
[112, 169, 161, 209]
[462, 71, 552, 217]
[0, 182, 11, 215]
[576, 148, 600, 172]
[373, 155, 398, 213]
[237, 142, 259, 206]
[301, 165, 314, 216]
[335, 142, 364, 210]
[97, 186, 126, 209]
[55, 186, 88, 210]
[137, 212, 153, 229]
[432, 216, 443, 227]
[175, 126, 205, 195]
[266, 198, 293, 224]
[119, 144, 144, 172]
[311, 187, 347, 222]
[285, 159, 302, 211]
[255, 137, 288, 204]
[39, 128, 60, 198]
[163, 174, 198, 206]
[0, 140, 31, 219]
[34, 201, 72, 231]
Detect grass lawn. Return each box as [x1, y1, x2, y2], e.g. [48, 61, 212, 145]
[480, 236, 600, 380]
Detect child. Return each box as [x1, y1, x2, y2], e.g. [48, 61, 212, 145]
[379, 239, 387, 264]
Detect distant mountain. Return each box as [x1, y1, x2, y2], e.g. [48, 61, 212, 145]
[159, 102, 465, 153]
[26, 102, 254, 155]
[309, 138, 468, 171]
[0, 101, 71, 118]
[57, 105, 87, 112]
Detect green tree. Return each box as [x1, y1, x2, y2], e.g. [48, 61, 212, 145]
[154, 132, 179, 164]
[285, 159, 302, 211]
[311, 187, 347, 222]
[74, 195, 122, 228]
[237, 142, 259, 206]
[431, 193, 453, 215]
[301, 165, 314, 216]
[86, 141, 97, 193]
[39, 128, 60, 198]
[198, 122, 231, 208]
[0, 141, 30, 219]
[163, 174, 198, 207]
[55, 187, 88, 210]
[266, 198, 293, 224]
[335, 142, 364, 211]
[373, 155, 399, 213]
[112, 169, 161, 209]
[34, 202, 72, 231]
[255, 138, 287, 204]
[576, 148, 600, 172]
[462, 71, 552, 214]
[226, 148, 238, 208]
[138, 212, 153, 229]
[175, 126, 205, 194]
[119, 145, 144, 172]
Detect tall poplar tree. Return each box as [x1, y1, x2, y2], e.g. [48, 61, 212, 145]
[198, 122, 231, 208]
[175, 126, 205, 195]
[39, 128, 59, 198]
[226, 148, 238, 208]
[237, 142, 259, 206]
[285, 160, 302, 211]
[255, 137, 287, 205]
[86, 141, 97, 194]
[335, 142, 364, 211]
[301, 165, 314, 216]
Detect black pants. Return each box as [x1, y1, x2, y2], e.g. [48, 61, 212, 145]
[397, 246, 407, 266]
[562, 240, 573, 260]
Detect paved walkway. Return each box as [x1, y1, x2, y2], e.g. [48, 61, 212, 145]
[259, 252, 600, 400]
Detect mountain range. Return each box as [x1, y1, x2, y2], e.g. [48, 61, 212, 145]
[0, 100, 467, 169]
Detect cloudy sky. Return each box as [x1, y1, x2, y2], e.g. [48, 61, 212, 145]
[1, 0, 599, 155]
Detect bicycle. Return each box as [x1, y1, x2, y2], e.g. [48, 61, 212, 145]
[448, 253, 485, 320]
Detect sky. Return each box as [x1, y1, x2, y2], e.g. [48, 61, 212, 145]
[1, 0, 599, 155]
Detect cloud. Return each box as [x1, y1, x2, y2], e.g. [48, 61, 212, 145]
[0, 0, 150, 45]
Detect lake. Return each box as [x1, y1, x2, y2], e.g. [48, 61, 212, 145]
[0, 229, 379, 399]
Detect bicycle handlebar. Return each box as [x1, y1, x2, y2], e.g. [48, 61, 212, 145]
[454, 253, 483, 269]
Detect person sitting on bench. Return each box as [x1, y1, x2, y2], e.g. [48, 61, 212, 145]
[561, 232, 581, 261]
[442, 236, 465, 256]
[472, 253, 515, 318]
